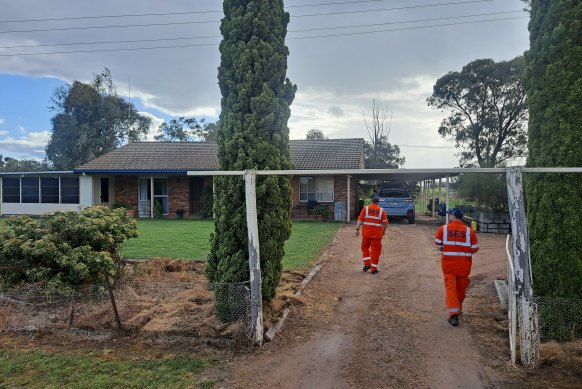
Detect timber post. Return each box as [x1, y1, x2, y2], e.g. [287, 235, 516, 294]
[244, 170, 264, 344]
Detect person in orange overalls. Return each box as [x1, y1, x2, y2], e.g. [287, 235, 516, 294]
[356, 196, 388, 274]
[434, 208, 479, 326]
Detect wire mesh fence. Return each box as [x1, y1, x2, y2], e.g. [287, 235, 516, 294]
[0, 262, 253, 344]
[210, 281, 252, 337]
[534, 296, 582, 342]
[511, 294, 582, 368]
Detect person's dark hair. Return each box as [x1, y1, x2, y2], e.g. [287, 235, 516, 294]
[371, 196, 380, 204]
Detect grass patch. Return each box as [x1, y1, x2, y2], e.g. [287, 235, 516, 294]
[121, 219, 213, 261]
[282, 222, 340, 270]
[121, 219, 340, 270]
[0, 349, 218, 389]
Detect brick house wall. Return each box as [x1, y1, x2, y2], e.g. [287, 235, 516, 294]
[167, 176, 189, 216]
[289, 175, 359, 221]
[114, 176, 138, 214]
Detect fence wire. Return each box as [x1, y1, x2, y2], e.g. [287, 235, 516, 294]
[0, 276, 253, 343]
[534, 296, 582, 342]
[210, 282, 252, 337]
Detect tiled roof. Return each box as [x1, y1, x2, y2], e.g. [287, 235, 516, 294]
[290, 139, 365, 170]
[75, 139, 365, 172]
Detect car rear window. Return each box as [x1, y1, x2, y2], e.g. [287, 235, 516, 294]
[379, 190, 411, 198]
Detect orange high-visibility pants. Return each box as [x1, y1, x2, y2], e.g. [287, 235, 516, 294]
[361, 237, 383, 269]
[443, 274, 470, 316]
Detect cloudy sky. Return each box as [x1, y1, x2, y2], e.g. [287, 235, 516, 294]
[0, 0, 529, 168]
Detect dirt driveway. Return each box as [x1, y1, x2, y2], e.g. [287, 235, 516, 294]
[222, 216, 511, 388]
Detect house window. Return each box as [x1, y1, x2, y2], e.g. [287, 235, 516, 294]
[1, 176, 79, 204]
[2, 177, 20, 203]
[299, 176, 334, 202]
[41, 177, 60, 203]
[60, 177, 80, 204]
[154, 178, 168, 214]
[21, 177, 40, 203]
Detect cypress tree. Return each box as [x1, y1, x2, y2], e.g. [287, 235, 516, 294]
[524, 0, 582, 298]
[206, 0, 296, 301]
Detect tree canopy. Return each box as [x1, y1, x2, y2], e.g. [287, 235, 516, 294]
[0, 155, 51, 172]
[363, 99, 404, 168]
[155, 117, 219, 142]
[207, 0, 296, 304]
[46, 69, 151, 169]
[305, 129, 327, 140]
[427, 57, 528, 167]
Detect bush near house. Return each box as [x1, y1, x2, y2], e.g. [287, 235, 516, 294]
[0, 207, 137, 291]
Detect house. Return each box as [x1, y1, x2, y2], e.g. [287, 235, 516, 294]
[0, 139, 365, 221]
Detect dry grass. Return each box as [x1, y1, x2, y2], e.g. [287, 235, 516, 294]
[2, 259, 307, 344]
[0, 303, 12, 332]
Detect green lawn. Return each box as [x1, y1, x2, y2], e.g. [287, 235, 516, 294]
[121, 219, 341, 270]
[121, 219, 214, 261]
[0, 349, 217, 389]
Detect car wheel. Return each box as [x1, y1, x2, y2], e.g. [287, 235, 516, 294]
[408, 216, 415, 224]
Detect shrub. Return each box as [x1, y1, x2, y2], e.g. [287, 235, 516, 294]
[153, 200, 164, 219]
[111, 200, 129, 209]
[0, 207, 137, 290]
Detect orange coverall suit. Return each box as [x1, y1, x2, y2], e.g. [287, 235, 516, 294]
[434, 220, 479, 316]
[358, 204, 389, 270]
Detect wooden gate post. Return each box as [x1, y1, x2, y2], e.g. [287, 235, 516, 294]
[506, 167, 533, 298]
[244, 170, 264, 344]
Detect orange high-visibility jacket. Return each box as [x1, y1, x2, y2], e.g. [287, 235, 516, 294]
[358, 203, 389, 239]
[434, 219, 479, 276]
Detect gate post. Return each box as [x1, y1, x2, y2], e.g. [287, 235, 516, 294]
[506, 167, 533, 298]
[506, 166, 538, 367]
[244, 170, 263, 344]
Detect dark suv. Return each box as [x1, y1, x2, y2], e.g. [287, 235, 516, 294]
[377, 188, 415, 224]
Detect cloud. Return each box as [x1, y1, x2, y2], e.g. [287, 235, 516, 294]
[0, 117, 5, 125]
[138, 111, 165, 141]
[0, 130, 8, 136]
[288, 78, 459, 168]
[0, 130, 51, 157]
[327, 106, 345, 117]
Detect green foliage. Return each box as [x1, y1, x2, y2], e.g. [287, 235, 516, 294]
[0, 155, 52, 172]
[199, 186, 214, 218]
[111, 200, 129, 209]
[155, 117, 219, 142]
[207, 0, 296, 305]
[427, 57, 528, 167]
[46, 68, 151, 170]
[364, 140, 404, 169]
[0, 207, 137, 290]
[524, 0, 582, 299]
[305, 129, 327, 140]
[153, 199, 164, 219]
[457, 173, 508, 212]
[314, 204, 330, 219]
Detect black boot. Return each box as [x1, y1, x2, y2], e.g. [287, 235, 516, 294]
[448, 314, 459, 327]
[363, 265, 370, 272]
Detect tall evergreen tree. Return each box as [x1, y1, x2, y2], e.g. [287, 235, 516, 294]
[524, 0, 582, 298]
[207, 0, 296, 301]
